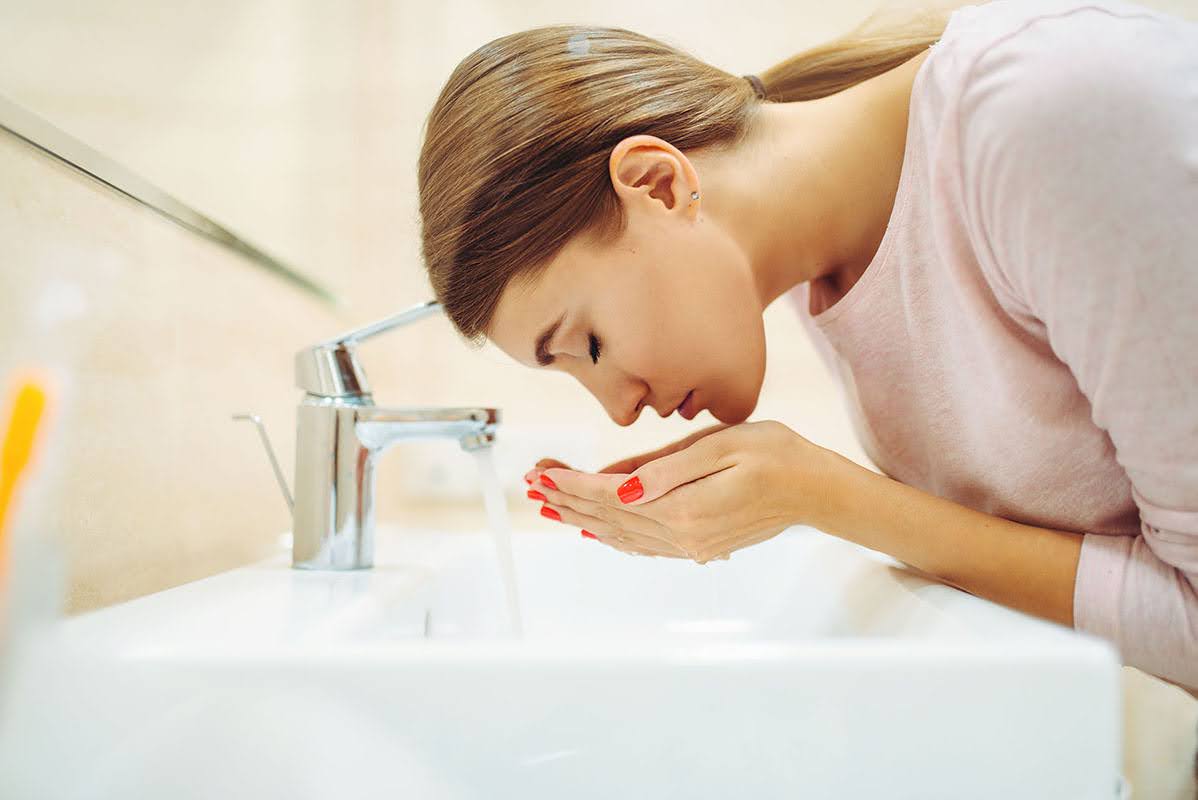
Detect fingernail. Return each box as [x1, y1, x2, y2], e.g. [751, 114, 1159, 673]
[526, 489, 547, 501]
[523, 469, 539, 484]
[617, 476, 643, 504]
[539, 474, 558, 490]
[581, 530, 598, 540]
[540, 505, 561, 521]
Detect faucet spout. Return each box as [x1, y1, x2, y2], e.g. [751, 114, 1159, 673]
[235, 300, 502, 571]
[355, 406, 498, 450]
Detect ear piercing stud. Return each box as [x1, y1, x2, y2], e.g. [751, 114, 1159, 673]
[690, 191, 700, 202]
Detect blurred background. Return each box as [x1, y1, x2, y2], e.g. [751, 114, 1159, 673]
[0, 0, 952, 612]
[0, 1, 1195, 794]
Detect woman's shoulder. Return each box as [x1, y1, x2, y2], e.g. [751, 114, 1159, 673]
[939, 0, 1198, 317]
[931, 0, 1194, 102]
[920, 0, 1197, 180]
[938, 0, 1188, 53]
[909, 0, 1197, 317]
[945, 0, 1196, 163]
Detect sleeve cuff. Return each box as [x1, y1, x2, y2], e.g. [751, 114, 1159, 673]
[1072, 531, 1134, 647]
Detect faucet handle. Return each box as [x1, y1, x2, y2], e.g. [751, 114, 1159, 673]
[295, 300, 443, 399]
[315, 299, 442, 349]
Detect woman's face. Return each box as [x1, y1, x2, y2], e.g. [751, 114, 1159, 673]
[487, 135, 767, 427]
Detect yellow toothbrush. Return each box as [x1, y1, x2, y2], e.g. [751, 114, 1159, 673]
[0, 377, 49, 580]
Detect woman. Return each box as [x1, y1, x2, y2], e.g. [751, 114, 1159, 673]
[417, 0, 1198, 695]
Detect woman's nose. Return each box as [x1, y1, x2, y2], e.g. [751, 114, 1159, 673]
[586, 376, 643, 427]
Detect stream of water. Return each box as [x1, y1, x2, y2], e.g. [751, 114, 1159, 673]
[471, 447, 524, 637]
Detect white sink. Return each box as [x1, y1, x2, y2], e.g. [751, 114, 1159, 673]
[0, 525, 1122, 799]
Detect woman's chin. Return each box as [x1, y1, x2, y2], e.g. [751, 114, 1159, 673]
[709, 398, 754, 425]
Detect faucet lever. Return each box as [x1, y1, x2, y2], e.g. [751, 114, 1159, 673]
[232, 413, 295, 512]
[296, 299, 443, 399]
[316, 299, 442, 348]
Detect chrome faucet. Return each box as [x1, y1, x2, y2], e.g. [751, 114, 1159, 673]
[235, 300, 500, 570]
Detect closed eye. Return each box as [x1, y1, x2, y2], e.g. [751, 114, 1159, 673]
[588, 333, 602, 365]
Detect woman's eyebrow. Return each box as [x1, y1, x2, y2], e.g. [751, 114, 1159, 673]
[534, 311, 566, 366]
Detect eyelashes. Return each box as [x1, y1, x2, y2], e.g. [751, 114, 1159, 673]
[588, 333, 602, 364]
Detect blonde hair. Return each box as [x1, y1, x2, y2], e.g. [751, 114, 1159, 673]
[418, 5, 956, 342]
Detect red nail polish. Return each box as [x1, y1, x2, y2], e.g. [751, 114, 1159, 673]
[539, 474, 558, 490]
[524, 476, 533, 484]
[581, 530, 598, 540]
[526, 489, 547, 501]
[617, 476, 643, 504]
[540, 505, 561, 521]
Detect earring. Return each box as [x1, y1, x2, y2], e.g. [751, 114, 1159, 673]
[690, 191, 700, 202]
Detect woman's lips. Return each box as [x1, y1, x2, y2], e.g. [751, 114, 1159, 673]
[677, 389, 698, 420]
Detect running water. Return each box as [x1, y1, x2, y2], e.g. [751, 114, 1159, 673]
[471, 447, 524, 637]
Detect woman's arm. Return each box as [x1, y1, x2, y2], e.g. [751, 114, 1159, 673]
[950, 7, 1198, 692]
[819, 454, 1082, 628]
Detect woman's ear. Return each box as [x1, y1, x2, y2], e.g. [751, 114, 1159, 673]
[609, 135, 699, 218]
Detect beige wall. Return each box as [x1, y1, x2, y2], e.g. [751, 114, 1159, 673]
[0, 0, 901, 467]
[1, 1, 1195, 794]
[1, 0, 901, 614]
[0, 131, 341, 611]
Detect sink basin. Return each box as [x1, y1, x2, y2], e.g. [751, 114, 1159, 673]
[0, 525, 1122, 799]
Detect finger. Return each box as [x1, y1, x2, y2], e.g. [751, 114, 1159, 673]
[531, 481, 675, 543]
[526, 458, 573, 484]
[541, 502, 686, 557]
[597, 457, 644, 475]
[542, 463, 727, 547]
[616, 430, 735, 507]
[668, 422, 731, 453]
[540, 467, 626, 506]
[691, 526, 787, 564]
[595, 530, 690, 559]
[535, 500, 604, 534]
[533, 483, 676, 546]
[598, 423, 731, 474]
[599, 533, 688, 558]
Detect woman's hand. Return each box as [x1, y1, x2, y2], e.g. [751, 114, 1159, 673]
[523, 420, 853, 563]
[527, 422, 730, 476]
[524, 423, 730, 559]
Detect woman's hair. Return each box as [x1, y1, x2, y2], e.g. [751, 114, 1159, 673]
[418, 4, 957, 342]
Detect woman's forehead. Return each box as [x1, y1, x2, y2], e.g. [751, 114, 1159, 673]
[487, 232, 610, 359]
[488, 268, 564, 364]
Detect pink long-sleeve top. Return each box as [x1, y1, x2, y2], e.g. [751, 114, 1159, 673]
[788, 0, 1198, 694]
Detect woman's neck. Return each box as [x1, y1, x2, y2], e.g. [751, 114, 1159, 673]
[694, 48, 931, 312]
